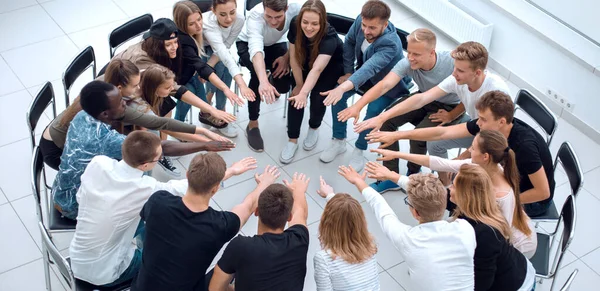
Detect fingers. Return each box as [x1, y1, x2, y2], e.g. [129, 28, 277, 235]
[319, 90, 330, 96]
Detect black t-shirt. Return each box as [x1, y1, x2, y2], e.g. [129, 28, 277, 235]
[131, 191, 240, 291]
[466, 118, 555, 203]
[217, 224, 309, 291]
[287, 16, 344, 91]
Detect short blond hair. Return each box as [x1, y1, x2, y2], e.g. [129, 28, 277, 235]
[451, 41, 488, 71]
[406, 173, 447, 222]
[408, 28, 436, 48]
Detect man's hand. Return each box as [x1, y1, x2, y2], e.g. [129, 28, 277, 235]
[224, 89, 244, 106]
[337, 73, 351, 85]
[354, 116, 383, 133]
[201, 129, 233, 143]
[316, 176, 334, 198]
[365, 161, 396, 181]
[337, 104, 362, 124]
[429, 109, 453, 125]
[239, 84, 256, 102]
[210, 108, 237, 124]
[288, 92, 308, 109]
[254, 165, 280, 186]
[201, 141, 236, 152]
[228, 157, 257, 176]
[337, 165, 367, 185]
[366, 131, 398, 148]
[258, 81, 280, 104]
[370, 148, 399, 161]
[283, 172, 310, 194]
[321, 87, 345, 106]
[272, 56, 290, 79]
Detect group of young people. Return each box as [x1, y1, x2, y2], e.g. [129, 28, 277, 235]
[35, 0, 562, 290]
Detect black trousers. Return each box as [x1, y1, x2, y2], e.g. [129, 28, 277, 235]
[286, 88, 328, 139]
[236, 41, 292, 121]
[380, 94, 460, 174]
[39, 135, 62, 171]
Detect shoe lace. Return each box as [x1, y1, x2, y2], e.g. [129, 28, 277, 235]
[161, 157, 176, 170]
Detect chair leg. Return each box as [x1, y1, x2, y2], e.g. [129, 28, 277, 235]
[283, 93, 288, 118]
[234, 83, 239, 117]
[41, 245, 52, 290]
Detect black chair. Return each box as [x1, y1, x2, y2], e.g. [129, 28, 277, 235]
[245, 0, 262, 15]
[532, 142, 584, 221]
[515, 89, 558, 146]
[31, 146, 76, 238]
[38, 222, 131, 291]
[530, 194, 576, 291]
[192, 0, 212, 12]
[109, 13, 154, 59]
[62, 46, 97, 107]
[26, 82, 56, 149]
[560, 269, 579, 291]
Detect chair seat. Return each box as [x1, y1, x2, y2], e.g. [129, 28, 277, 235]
[531, 200, 559, 220]
[530, 232, 551, 276]
[75, 278, 131, 291]
[48, 207, 77, 230]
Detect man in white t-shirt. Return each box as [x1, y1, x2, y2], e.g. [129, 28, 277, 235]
[69, 131, 256, 287]
[236, 0, 300, 152]
[355, 41, 509, 186]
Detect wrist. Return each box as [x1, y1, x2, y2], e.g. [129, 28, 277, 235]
[388, 172, 401, 182]
[355, 180, 369, 192]
[325, 193, 336, 201]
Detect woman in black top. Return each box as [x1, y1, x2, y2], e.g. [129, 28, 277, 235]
[172, 1, 243, 127]
[280, 0, 344, 164]
[450, 164, 536, 291]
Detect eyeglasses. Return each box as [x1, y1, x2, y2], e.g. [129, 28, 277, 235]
[147, 154, 164, 164]
[404, 196, 413, 208]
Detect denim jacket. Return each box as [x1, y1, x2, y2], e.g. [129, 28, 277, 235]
[344, 15, 410, 97]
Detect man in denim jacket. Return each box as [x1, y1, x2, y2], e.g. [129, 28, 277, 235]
[319, 0, 410, 171]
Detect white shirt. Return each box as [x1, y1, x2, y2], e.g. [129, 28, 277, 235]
[69, 156, 188, 285]
[203, 11, 245, 77]
[237, 2, 301, 60]
[314, 250, 380, 291]
[437, 71, 510, 118]
[362, 186, 476, 291]
[360, 39, 371, 54]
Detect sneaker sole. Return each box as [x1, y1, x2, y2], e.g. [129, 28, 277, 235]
[303, 141, 317, 151]
[377, 186, 402, 194]
[157, 164, 182, 177]
[319, 146, 347, 163]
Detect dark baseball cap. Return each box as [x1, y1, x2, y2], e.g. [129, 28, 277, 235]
[143, 18, 178, 40]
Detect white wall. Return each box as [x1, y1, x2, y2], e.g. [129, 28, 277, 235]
[450, 0, 600, 133]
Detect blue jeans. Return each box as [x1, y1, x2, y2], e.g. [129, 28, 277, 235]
[204, 46, 230, 111]
[175, 73, 206, 122]
[331, 90, 397, 150]
[102, 221, 144, 287]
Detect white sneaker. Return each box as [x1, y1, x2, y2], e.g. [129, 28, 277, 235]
[303, 128, 319, 151]
[349, 148, 365, 172]
[280, 142, 299, 164]
[319, 139, 347, 163]
[218, 124, 238, 138]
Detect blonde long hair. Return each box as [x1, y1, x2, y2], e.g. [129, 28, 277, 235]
[318, 193, 377, 264]
[139, 65, 175, 115]
[173, 1, 205, 56]
[452, 164, 512, 241]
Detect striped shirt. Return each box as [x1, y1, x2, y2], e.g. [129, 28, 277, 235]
[313, 250, 380, 291]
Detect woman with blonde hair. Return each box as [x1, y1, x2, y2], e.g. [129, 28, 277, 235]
[450, 164, 535, 291]
[172, 0, 243, 136]
[368, 129, 537, 258]
[315, 179, 379, 291]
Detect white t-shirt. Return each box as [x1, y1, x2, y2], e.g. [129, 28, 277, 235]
[203, 11, 245, 77]
[237, 2, 301, 60]
[69, 156, 187, 285]
[361, 39, 371, 54]
[437, 72, 510, 118]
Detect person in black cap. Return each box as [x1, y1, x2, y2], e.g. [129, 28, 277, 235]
[173, 1, 244, 136]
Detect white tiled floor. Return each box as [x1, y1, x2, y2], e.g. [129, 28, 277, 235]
[0, 0, 599, 290]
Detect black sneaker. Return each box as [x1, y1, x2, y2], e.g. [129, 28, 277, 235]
[199, 112, 228, 129]
[158, 156, 182, 177]
[245, 125, 264, 152]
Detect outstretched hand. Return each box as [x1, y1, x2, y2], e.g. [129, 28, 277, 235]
[228, 157, 257, 176]
[254, 165, 280, 186]
[283, 172, 310, 193]
[316, 176, 334, 198]
[337, 165, 367, 185]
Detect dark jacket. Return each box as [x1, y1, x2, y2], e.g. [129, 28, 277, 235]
[178, 31, 215, 85]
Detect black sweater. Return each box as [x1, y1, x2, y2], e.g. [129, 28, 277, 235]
[178, 31, 215, 85]
[463, 217, 528, 291]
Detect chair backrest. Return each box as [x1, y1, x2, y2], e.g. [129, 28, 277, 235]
[245, 0, 262, 13]
[396, 28, 409, 51]
[62, 46, 97, 107]
[514, 89, 558, 145]
[549, 194, 576, 281]
[31, 146, 45, 223]
[38, 221, 75, 290]
[26, 82, 56, 149]
[560, 269, 579, 291]
[327, 13, 354, 36]
[109, 13, 154, 59]
[554, 142, 584, 198]
[192, 0, 212, 12]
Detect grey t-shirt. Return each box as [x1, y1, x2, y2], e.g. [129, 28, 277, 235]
[391, 51, 459, 105]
